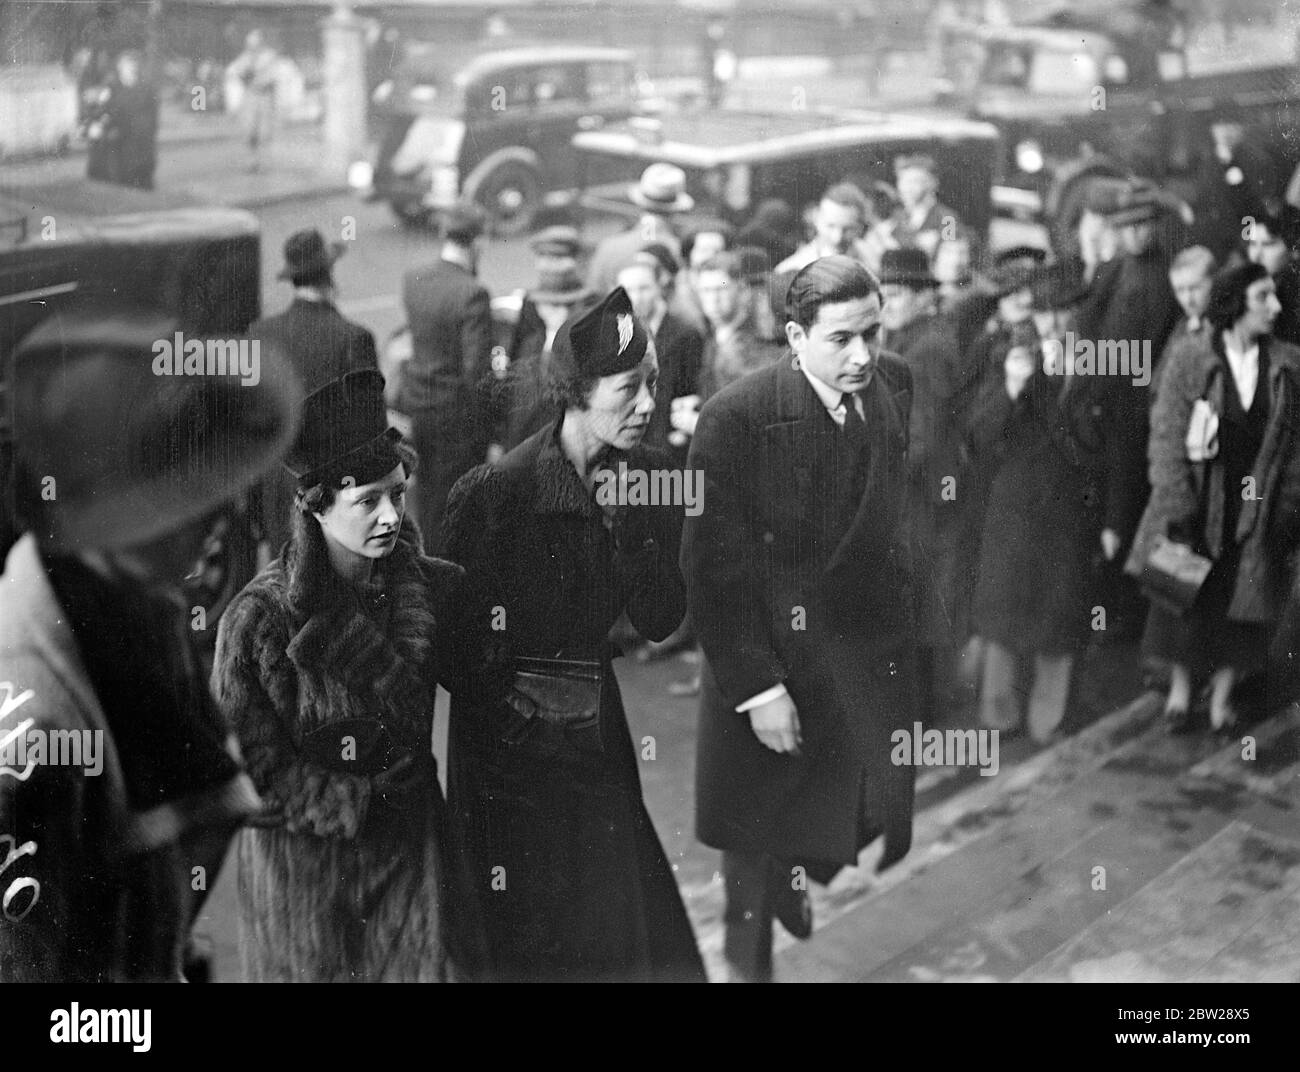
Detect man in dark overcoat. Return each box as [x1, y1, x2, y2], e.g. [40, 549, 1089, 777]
[683, 255, 918, 982]
[401, 202, 495, 549]
[250, 228, 379, 552]
[1077, 187, 1181, 637]
[879, 248, 964, 720]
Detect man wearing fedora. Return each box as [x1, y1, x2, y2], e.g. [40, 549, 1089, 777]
[879, 247, 965, 723]
[683, 256, 918, 982]
[587, 163, 694, 295]
[401, 201, 495, 549]
[498, 225, 596, 451]
[0, 305, 300, 981]
[251, 228, 380, 553]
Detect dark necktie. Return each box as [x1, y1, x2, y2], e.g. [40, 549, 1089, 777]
[841, 392, 866, 444]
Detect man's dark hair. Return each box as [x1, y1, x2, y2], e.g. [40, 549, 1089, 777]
[681, 221, 735, 263]
[441, 202, 487, 246]
[696, 250, 746, 282]
[820, 182, 868, 220]
[786, 255, 879, 331]
[1206, 261, 1270, 334]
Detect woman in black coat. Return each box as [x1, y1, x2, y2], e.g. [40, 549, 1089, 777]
[443, 287, 706, 982]
[965, 272, 1106, 742]
[1127, 261, 1300, 733]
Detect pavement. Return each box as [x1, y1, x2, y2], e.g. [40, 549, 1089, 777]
[0, 107, 349, 222]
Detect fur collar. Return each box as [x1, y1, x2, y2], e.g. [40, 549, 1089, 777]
[281, 515, 436, 724]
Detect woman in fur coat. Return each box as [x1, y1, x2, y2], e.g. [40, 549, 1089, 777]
[213, 371, 506, 981]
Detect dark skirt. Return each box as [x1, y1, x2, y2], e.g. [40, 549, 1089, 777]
[447, 658, 706, 983]
[1141, 546, 1270, 675]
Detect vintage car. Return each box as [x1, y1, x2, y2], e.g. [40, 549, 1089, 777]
[0, 207, 265, 661]
[351, 43, 639, 235]
[572, 107, 1001, 246]
[941, 3, 1300, 254]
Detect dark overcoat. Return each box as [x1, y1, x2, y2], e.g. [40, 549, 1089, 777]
[1125, 333, 1300, 625]
[442, 421, 706, 982]
[249, 298, 380, 550]
[965, 368, 1106, 654]
[889, 311, 965, 646]
[683, 353, 918, 872]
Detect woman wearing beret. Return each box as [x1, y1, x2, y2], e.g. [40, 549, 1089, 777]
[1127, 262, 1300, 734]
[443, 287, 706, 982]
[213, 370, 506, 981]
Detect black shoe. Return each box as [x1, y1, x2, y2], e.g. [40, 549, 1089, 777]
[769, 860, 813, 941]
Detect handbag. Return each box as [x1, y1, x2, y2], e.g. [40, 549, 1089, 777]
[1140, 533, 1214, 615]
[508, 656, 604, 754]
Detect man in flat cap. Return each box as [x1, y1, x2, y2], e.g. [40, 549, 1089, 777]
[683, 256, 918, 982]
[587, 163, 693, 295]
[0, 305, 300, 981]
[251, 228, 380, 552]
[401, 201, 496, 548]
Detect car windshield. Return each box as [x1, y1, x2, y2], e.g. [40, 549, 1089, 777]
[982, 41, 1100, 94]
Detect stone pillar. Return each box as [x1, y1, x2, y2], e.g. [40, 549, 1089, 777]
[321, 3, 368, 175]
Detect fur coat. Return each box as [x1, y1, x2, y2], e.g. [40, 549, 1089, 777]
[212, 515, 504, 981]
[1126, 332, 1300, 625]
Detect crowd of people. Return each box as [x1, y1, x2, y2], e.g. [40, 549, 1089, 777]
[5, 129, 1300, 985]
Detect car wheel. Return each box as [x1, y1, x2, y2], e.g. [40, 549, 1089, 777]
[475, 161, 541, 237]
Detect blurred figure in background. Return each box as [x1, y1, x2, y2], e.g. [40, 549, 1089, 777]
[672, 220, 734, 334]
[892, 154, 963, 264]
[1162, 245, 1217, 371]
[1245, 209, 1300, 347]
[250, 228, 380, 555]
[964, 264, 1105, 741]
[879, 248, 965, 724]
[619, 250, 704, 461]
[401, 203, 495, 550]
[694, 251, 785, 404]
[588, 164, 693, 294]
[228, 29, 280, 172]
[499, 226, 595, 452]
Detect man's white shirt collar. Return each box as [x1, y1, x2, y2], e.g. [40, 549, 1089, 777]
[800, 361, 864, 424]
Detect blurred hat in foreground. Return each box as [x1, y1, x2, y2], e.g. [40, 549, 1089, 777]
[879, 247, 938, 289]
[9, 304, 301, 551]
